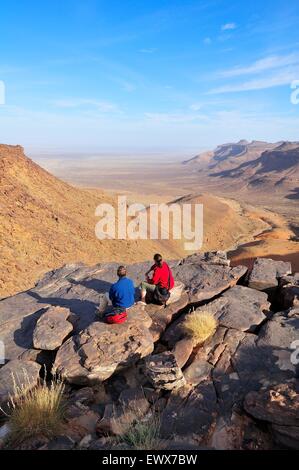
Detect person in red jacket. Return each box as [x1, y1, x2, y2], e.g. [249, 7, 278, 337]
[140, 254, 174, 304]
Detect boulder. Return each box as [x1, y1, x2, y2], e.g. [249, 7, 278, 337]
[18, 348, 55, 371]
[232, 311, 299, 396]
[53, 306, 154, 385]
[0, 360, 41, 407]
[96, 387, 150, 436]
[244, 383, 299, 449]
[145, 293, 189, 342]
[180, 251, 230, 267]
[248, 258, 292, 291]
[144, 351, 186, 391]
[184, 357, 213, 386]
[279, 273, 299, 309]
[216, 285, 270, 332]
[189, 285, 269, 333]
[182, 326, 248, 408]
[160, 381, 218, 443]
[173, 256, 248, 303]
[32, 264, 109, 331]
[65, 408, 100, 442]
[244, 383, 299, 427]
[210, 414, 246, 450]
[33, 306, 77, 351]
[164, 286, 269, 347]
[0, 295, 50, 362]
[0, 263, 109, 363]
[172, 337, 194, 368]
[257, 309, 299, 350]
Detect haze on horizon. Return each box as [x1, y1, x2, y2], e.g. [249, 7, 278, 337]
[0, 0, 299, 154]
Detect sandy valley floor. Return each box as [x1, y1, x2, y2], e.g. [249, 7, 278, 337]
[34, 152, 299, 272]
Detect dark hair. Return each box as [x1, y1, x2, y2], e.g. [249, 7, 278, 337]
[117, 266, 127, 278]
[154, 254, 163, 266]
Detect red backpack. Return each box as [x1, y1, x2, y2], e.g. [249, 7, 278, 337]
[105, 308, 127, 324]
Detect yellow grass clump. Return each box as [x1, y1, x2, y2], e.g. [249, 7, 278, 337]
[3, 373, 65, 447]
[183, 311, 217, 345]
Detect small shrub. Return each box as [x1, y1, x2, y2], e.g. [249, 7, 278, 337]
[3, 373, 65, 447]
[120, 412, 161, 450]
[183, 311, 217, 344]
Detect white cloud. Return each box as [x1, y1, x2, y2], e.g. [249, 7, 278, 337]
[203, 37, 212, 45]
[53, 99, 120, 112]
[139, 48, 157, 54]
[220, 53, 299, 78]
[208, 68, 299, 94]
[221, 23, 237, 31]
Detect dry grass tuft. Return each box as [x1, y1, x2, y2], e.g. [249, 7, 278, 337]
[183, 311, 217, 345]
[120, 412, 161, 450]
[3, 373, 65, 447]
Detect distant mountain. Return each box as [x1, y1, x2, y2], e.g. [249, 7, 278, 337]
[211, 141, 299, 189]
[183, 140, 299, 195]
[183, 140, 278, 171]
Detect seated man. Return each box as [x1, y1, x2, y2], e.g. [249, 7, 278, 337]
[109, 266, 135, 310]
[140, 254, 174, 305]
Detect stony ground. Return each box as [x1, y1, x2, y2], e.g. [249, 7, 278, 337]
[0, 251, 298, 450]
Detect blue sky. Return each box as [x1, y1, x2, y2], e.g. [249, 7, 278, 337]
[0, 0, 299, 153]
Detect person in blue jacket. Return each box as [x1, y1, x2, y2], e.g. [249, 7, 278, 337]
[109, 266, 135, 310]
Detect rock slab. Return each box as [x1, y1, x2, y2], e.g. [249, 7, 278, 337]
[33, 306, 76, 350]
[248, 258, 292, 291]
[53, 306, 154, 385]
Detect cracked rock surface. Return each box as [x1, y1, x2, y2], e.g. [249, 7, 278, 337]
[0, 252, 298, 450]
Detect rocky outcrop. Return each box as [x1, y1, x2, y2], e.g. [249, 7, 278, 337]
[0, 253, 298, 451]
[33, 306, 77, 351]
[0, 360, 41, 407]
[248, 258, 292, 291]
[173, 257, 248, 303]
[214, 285, 270, 332]
[96, 387, 150, 436]
[160, 381, 218, 444]
[182, 251, 230, 267]
[53, 306, 154, 385]
[163, 285, 269, 350]
[144, 352, 186, 391]
[279, 273, 299, 309]
[231, 309, 299, 396]
[146, 293, 189, 342]
[244, 383, 299, 449]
